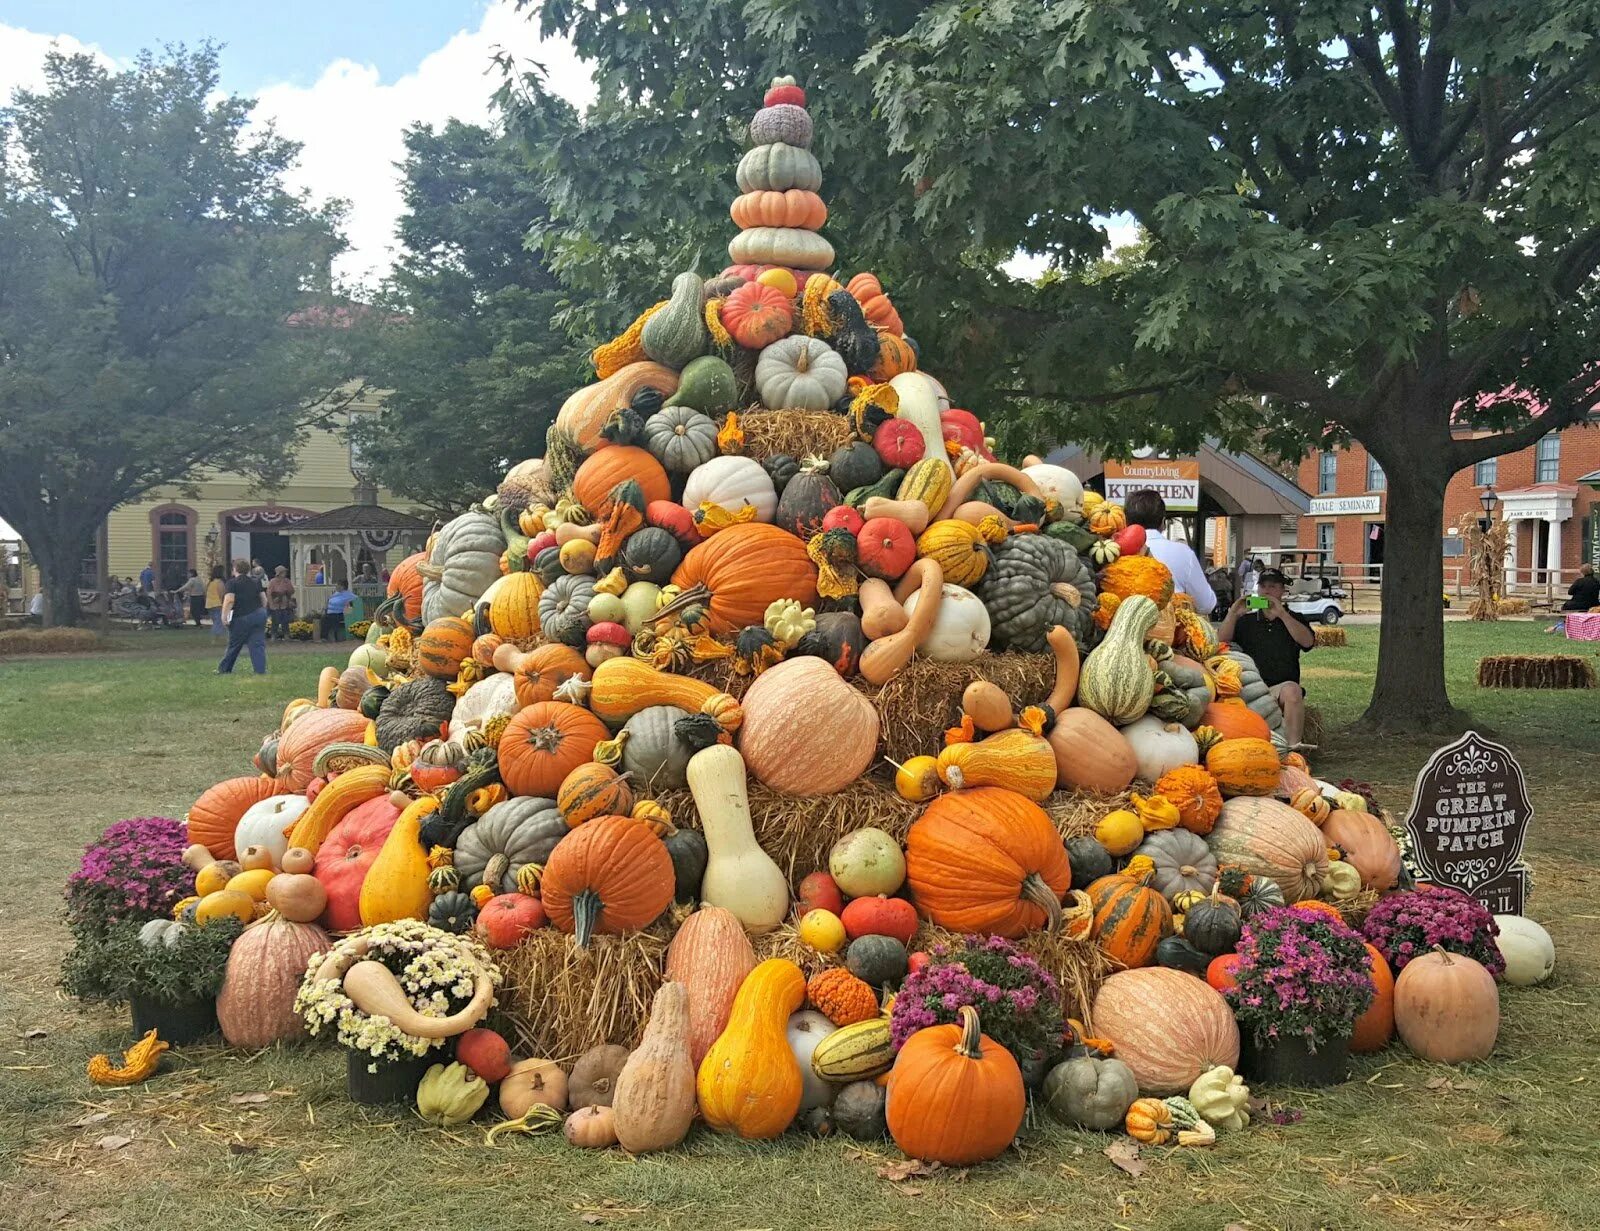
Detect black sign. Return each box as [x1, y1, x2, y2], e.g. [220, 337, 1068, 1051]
[1403, 730, 1531, 915]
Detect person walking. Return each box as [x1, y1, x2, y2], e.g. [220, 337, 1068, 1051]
[266, 566, 296, 640]
[1124, 489, 1218, 613]
[181, 569, 207, 626]
[218, 559, 268, 674]
[139, 562, 155, 594]
[320, 583, 357, 642]
[205, 566, 227, 635]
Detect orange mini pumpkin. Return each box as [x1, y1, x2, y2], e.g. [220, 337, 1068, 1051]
[557, 762, 635, 828]
[1153, 765, 1224, 836]
[719, 281, 795, 349]
[885, 1006, 1024, 1165]
[498, 702, 610, 798]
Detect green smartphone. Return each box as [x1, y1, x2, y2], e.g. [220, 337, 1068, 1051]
[1247, 595, 1270, 611]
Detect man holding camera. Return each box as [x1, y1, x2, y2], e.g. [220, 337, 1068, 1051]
[1216, 567, 1314, 747]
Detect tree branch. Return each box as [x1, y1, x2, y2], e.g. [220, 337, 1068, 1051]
[1502, 51, 1600, 136]
[1448, 376, 1599, 468]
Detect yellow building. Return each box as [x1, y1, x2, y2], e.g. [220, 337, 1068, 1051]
[98, 388, 432, 594]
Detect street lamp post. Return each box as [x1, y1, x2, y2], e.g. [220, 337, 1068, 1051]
[204, 526, 219, 572]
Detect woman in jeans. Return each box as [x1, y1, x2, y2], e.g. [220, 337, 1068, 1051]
[205, 566, 227, 635]
[266, 565, 296, 640]
[218, 558, 269, 674]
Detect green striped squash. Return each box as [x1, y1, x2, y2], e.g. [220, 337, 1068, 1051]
[809, 1016, 893, 1082]
[1077, 593, 1159, 724]
[895, 456, 953, 515]
[415, 616, 473, 679]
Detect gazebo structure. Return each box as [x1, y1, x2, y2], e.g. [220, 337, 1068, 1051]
[285, 503, 432, 620]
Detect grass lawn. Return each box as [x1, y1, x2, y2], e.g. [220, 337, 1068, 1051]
[3, 623, 1598, 1231]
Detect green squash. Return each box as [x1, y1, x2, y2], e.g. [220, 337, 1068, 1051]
[1149, 652, 1215, 729]
[454, 797, 566, 892]
[845, 934, 908, 988]
[663, 355, 737, 416]
[640, 271, 707, 369]
[1066, 836, 1115, 890]
[976, 533, 1097, 652]
[831, 1080, 888, 1140]
[846, 468, 904, 509]
[1076, 594, 1158, 723]
[1042, 1055, 1138, 1131]
[1155, 935, 1211, 976]
[620, 527, 682, 585]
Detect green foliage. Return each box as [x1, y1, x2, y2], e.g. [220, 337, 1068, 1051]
[347, 119, 587, 514]
[61, 917, 244, 1006]
[0, 46, 350, 625]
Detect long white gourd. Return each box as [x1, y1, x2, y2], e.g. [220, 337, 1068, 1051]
[889, 372, 953, 479]
[686, 744, 789, 933]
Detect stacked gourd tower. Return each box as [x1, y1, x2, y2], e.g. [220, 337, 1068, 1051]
[727, 75, 834, 278]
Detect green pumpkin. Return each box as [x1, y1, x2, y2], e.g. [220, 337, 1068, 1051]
[976, 534, 1097, 652]
[662, 355, 738, 416]
[823, 290, 880, 375]
[1066, 836, 1115, 890]
[1042, 1055, 1139, 1131]
[428, 891, 478, 934]
[619, 527, 682, 584]
[831, 1080, 887, 1140]
[1155, 935, 1211, 976]
[619, 705, 695, 791]
[454, 797, 566, 892]
[736, 142, 822, 192]
[662, 826, 708, 903]
[829, 441, 884, 493]
[845, 934, 908, 988]
[1076, 594, 1158, 723]
[1182, 891, 1243, 957]
[643, 405, 719, 475]
[640, 271, 707, 369]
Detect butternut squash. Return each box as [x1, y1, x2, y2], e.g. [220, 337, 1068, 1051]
[696, 959, 806, 1139]
[358, 796, 437, 925]
[284, 764, 392, 856]
[1045, 624, 1081, 712]
[858, 578, 908, 640]
[936, 462, 1042, 521]
[316, 666, 340, 708]
[937, 728, 1057, 800]
[590, 657, 743, 732]
[686, 744, 788, 933]
[952, 501, 1017, 528]
[962, 681, 1013, 732]
[860, 496, 931, 536]
[555, 521, 604, 546]
[860, 559, 942, 686]
[612, 981, 696, 1153]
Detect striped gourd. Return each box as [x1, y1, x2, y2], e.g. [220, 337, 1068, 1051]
[283, 764, 393, 856]
[556, 762, 634, 828]
[1077, 594, 1159, 724]
[487, 572, 543, 639]
[916, 519, 991, 587]
[809, 1016, 894, 1082]
[416, 616, 474, 679]
[1087, 871, 1172, 969]
[896, 457, 953, 517]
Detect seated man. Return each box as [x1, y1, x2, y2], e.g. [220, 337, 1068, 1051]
[1562, 563, 1599, 612]
[1216, 567, 1314, 747]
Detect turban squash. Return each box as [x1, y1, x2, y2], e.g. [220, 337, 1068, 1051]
[904, 787, 1072, 937]
[669, 523, 819, 636]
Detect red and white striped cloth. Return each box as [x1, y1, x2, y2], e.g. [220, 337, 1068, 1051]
[1564, 612, 1600, 641]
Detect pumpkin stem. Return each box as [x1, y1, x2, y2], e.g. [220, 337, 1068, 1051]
[1020, 873, 1064, 933]
[483, 852, 510, 894]
[955, 1004, 984, 1060]
[650, 582, 713, 627]
[571, 888, 602, 948]
[1048, 581, 1081, 608]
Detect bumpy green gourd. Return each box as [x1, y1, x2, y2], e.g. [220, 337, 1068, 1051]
[417, 1061, 490, 1126]
[1077, 593, 1159, 724]
[640, 272, 708, 369]
[663, 355, 738, 415]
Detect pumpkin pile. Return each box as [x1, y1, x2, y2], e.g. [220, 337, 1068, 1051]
[68, 74, 1556, 1167]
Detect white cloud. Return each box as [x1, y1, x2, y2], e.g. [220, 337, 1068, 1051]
[251, 1, 595, 288]
[0, 23, 117, 102]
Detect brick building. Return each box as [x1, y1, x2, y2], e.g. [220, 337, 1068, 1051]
[1294, 421, 1600, 586]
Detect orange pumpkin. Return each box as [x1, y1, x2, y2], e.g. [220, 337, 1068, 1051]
[885, 1006, 1024, 1166]
[1323, 808, 1402, 891]
[540, 815, 675, 947]
[903, 787, 1072, 938]
[498, 702, 611, 798]
[1153, 765, 1223, 836]
[1087, 870, 1172, 968]
[868, 331, 918, 382]
[572, 445, 672, 514]
[730, 188, 828, 231]
[846, 272, 904, 336]
[187, 777, 285, 861]
[275, 708, 371, 792]
[554, 361, 680, 456]
[415, 616, 474, 679]
[669, 523, 819, 636]
[557, 762, 635, 828]
[494, 642, 592, 708]
[1351, 942, 1395, 1052]
[385, 551, 427, 624]
[1199, 699, 1271, 742]
[719, 281, 795, 349]
[1204, 737, 1281, 797]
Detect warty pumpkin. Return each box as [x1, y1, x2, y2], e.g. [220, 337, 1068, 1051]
[216, 915, 331, 1048]
[187, 777, 286, 862]
[612, 981, 697, 1153]
[1154, 765, 1224, 835]
[904, 787, 1072, 937]
[1092, 967, 1240, 1094]
[668, 522, 819, 636]
[885, 1006, 1025, 1166]
[1098, 554, 1176, 607]
[737, 656, 880, 796]
[664, 906, 759, 1066]
[1206, 796, 1329, 902]
[540, 814, 675, 947]
[697, 958, 807, 1139]
[498, 702, 611, 798]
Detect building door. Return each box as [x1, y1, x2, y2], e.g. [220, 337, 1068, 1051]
[156, 512, 192, 592]
[1364, 523, 1385, 581]
[251, 533, 291, 577]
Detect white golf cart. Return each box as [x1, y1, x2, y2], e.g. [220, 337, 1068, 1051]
[1244, 547, 1347, 624]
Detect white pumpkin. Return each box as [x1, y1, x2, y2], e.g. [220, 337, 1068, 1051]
[755, 336, 848, 411]
[1494, 915, 1555, 986]
[903, 582, 990, 662]
[347, 641, 388, 674]
[888, 372, 951, 474]
[233, 794, 311, 865]
[448, 673, 519, 742]
[681, 455, 778, 522]
[727, 226, 834, 271]
[1022, 463, 1085, 513]
[786, 1010, 838, 1110]
[1119, 715, 1200, 783]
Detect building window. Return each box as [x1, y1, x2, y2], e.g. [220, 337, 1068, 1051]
[1317, 451, 1338, 494]
[1535, 434, 1560, 483]
[79, 534, 101, 590]
[1474, 457, 1497, 486]
[151, 506, 195, 591]
[1316, 522, 1335, 556]
[1366, 456, 1385, 491]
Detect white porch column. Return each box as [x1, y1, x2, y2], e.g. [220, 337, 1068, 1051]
[1504, 519, 1520, 590]
[1546, 517, 1563, 577]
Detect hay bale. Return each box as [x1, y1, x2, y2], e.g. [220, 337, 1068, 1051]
[1476, 654, 1595, 689]
[737, 409, 857, 462]
[1313, 625, 1347, 647]
[866, 653, 1057, 765]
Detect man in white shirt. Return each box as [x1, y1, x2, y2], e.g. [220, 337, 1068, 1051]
[1123, 490, 1217, 613]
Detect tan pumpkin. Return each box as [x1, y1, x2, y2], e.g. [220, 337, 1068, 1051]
[1393, 947, 1499, 1063]
[736, 657, 880, 796]
[1091, 967, 1240, 1094]
[1206, 797, 1329, 902]
[1323, 808, 1402, 891]
[664, 906, 758, 1067]
[1046, 708, 1138, 794]
[554, 361, 681, 456]
[215, 915, 332, 1049]
[612, 981, 697, 1153]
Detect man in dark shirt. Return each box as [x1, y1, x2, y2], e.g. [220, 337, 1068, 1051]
[1216, 567, 1314, 746]
[218, 558, 269, 674]
[1562, 563, 1599, 611]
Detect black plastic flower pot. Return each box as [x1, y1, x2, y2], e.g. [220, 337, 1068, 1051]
[129, 993, 218, 1046]
[346, 1049, 432, 1105]
[1239, 1032, 1351, 1088]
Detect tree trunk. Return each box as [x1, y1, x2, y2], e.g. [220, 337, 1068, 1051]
[1358, 431, 1462, 732]
[37, 540, 86, 628]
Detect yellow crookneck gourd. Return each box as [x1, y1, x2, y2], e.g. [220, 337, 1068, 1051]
[696, 959, 806, 1139]
[936, 728, 1056, 801]
[358, 796, 438, 926]
[86, 1029, 169, 1086]
[284, 763, 393, 856]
